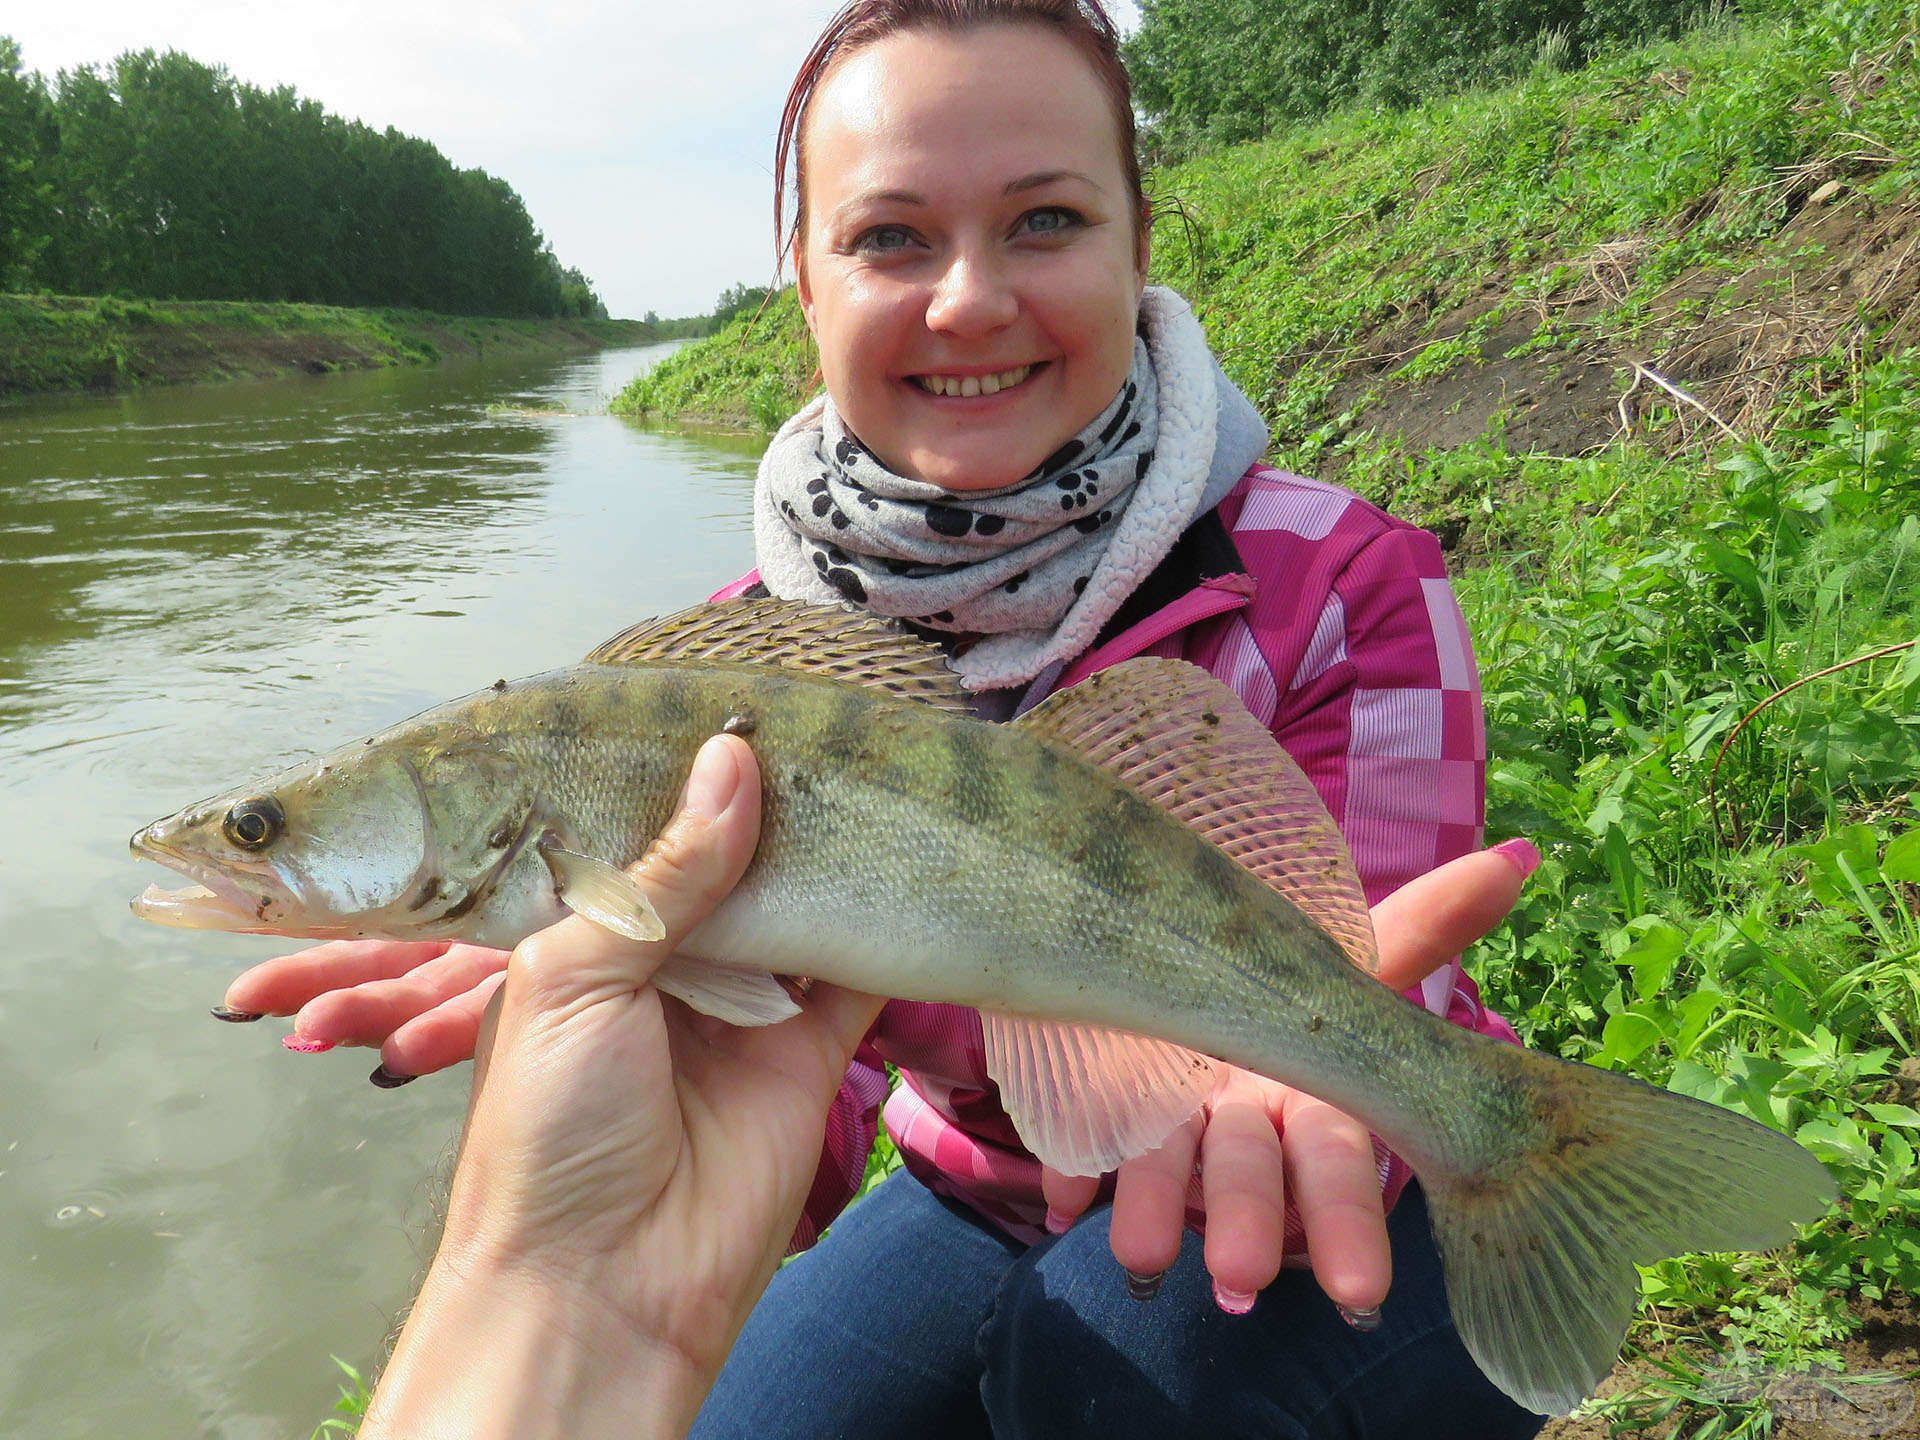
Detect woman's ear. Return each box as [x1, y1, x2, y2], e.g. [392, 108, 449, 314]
[793, 236, 818, 336]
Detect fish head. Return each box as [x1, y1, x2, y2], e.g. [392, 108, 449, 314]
[130, 727, 541, 942]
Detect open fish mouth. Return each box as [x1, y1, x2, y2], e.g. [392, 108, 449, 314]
[131, 880, 267, 930]
[128, 828, 287, 933]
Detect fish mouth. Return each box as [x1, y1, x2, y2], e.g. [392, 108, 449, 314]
[128, 826, 293, 933]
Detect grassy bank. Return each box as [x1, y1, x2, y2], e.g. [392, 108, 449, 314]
[598, 7, 1920, 1435]
[615, 4, 1919, 467]
[0, 294, 661, 398]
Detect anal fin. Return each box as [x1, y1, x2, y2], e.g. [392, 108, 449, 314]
[982, 1012, 1217, 1177]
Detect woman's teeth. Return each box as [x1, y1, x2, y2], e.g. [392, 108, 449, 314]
[913, 364, 1034, 398]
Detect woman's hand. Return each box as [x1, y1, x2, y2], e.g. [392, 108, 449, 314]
[1040, 842, 1537, 1319]
[359, 735, 885, 1440]
[219, 938, 509, 1080]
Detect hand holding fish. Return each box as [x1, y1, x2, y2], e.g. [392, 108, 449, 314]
[1041, 844, 1534, 1316]
[360, 733, 885, 1438]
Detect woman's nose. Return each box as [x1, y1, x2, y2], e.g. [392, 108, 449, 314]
[925, 250, 1018, 337]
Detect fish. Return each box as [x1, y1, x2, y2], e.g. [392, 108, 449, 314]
[129, 597, 1836, 1414]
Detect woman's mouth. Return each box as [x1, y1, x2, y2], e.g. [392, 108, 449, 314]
[908, 362, 1041, 398]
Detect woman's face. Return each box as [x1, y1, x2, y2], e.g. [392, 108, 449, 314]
[796, 23, 1148, 494]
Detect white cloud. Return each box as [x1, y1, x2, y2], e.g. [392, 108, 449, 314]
[8, 1, 1140, 317]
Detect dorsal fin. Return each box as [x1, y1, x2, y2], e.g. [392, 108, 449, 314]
[584, 598, 970, 714]
[1013, 658, 1378, 973]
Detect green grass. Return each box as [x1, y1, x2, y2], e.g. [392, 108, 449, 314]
[309, 1356, 373, 1438]
[610, 288, 817, 430]
[1403, 355, 1920, 1431]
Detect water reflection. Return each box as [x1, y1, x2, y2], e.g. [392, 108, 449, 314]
[0, 342, 762, 1438]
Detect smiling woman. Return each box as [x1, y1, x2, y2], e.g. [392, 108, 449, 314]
[232, 3, 1557, 1436]
[788, 22, 1147, 492]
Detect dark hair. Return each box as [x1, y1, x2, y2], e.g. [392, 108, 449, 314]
[773, 0, 1145, 275]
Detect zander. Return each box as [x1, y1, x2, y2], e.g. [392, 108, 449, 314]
[130, 598, 1835, 1415]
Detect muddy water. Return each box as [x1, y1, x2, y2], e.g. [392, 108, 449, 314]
[0, 344, 762, 1436]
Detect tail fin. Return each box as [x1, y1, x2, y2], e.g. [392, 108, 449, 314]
[1421, 1049, 1837, 1416]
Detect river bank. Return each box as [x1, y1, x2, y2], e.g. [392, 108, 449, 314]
[0, 295, 663, 398]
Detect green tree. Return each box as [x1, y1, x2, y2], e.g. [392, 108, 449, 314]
[0, 38, 53, 287]
[712, 281, 770, 326]
[13, 40, 596, 314]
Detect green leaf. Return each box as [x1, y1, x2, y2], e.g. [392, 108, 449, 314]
[1794, 1117, 1873, 1167]
[1860, 1103, 1920, 1129]
[1877, 1133, 1914, 1198]
[1883, 828, 1920, 883]
[1670, 988, 1727, 1059]
[1697, 538, 1765, 609]
[1619, 918, 1687, 1000]
[1597, 1008, 1664, 1069]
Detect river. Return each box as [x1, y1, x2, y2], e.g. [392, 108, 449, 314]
[0, 343, 763, 1436]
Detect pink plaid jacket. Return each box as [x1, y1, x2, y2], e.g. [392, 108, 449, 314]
[713, 464, 1518, 1255]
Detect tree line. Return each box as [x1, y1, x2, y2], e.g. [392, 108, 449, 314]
[0, 39, 606, 318]
[1126, 0, 1736, 154]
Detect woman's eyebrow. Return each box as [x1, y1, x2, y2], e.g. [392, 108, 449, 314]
[829, 171, 1099, 223]
[835, 188, 927, 218]
[1004, 169, 1100, 194]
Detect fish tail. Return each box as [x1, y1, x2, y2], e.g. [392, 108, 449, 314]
[1418, 1045, 1836, 1415]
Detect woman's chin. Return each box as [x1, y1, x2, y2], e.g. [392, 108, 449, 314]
[902, 443, 1053, 495]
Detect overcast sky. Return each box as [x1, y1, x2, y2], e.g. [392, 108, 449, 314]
[8, 1, 1140, 318]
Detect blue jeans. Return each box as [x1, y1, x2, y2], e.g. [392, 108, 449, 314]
[692, 1171, 1546, 1439]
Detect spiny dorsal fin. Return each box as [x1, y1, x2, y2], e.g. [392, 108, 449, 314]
[1013, 658, 1378, 974]
[584, 598, 969, 714]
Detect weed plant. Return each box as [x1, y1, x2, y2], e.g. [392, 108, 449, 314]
[1370, 354, 1920, 1417]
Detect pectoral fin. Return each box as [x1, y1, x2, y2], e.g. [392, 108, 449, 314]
[654, 957, 802, 1026]
[981, 1012, 1217, 1177]
[538, 843, 666, 943]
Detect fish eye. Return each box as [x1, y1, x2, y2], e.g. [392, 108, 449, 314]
[222, 797, 285, 851]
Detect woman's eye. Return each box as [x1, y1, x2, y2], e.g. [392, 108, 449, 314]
[854, 225, 916, 254]
[1019, 207, 1082, 237]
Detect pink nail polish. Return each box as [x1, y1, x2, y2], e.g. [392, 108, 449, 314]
[281, 1035, 336, 1054]
[1043, 1207, 1073, 1236]
[1212, 1282, 1256, 1316]
[1490, 838, 1541, 880]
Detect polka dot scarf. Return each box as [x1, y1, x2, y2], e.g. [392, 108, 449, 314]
[753, 286, 1267, 691]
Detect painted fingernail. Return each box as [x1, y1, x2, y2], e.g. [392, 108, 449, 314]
[1338, 1303, 1383, 1332]
[369, 1064, 415, 1089]
[1043, 1207, 1073, 1236]
[682, 736, 741, 818]
[1212, 1283, 1257, 1316]
[1124, 1269, 1164, 1302]
[1491, 837, 1541, 880]
[210, 1005, 263, 1023]
[280, 1034, 336, 1054]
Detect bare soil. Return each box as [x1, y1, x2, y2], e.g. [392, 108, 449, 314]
[1540, 1295, 1920, 1439]
[1313, 186, 1920, 477]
